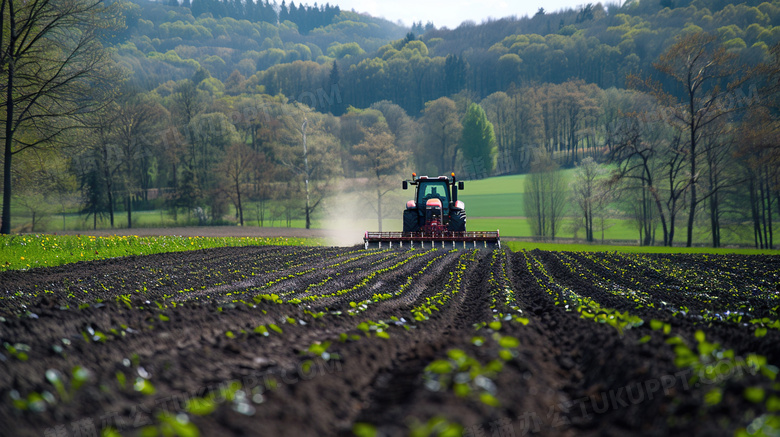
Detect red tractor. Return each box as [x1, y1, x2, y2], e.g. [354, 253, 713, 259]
[402, 173, 466, 234]
[364, 173, 500, 249]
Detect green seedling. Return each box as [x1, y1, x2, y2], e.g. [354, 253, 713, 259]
[408, 416, 463, 437]
[308, 341, 332, 360]
[745, 387, 766, 404]
[352, 422, 377, 437]
[44, 366, 91, 404]
[134, 378, 156, 396]
[423, 348, 503, 407]
[140, 412, 200, 437]
[3, 342, 29, 361]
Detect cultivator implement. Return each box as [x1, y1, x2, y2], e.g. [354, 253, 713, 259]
[364, 231, 500, 250]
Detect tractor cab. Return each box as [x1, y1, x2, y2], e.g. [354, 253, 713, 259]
[402, 174, 462, 213]
[419, 183, 450, 214]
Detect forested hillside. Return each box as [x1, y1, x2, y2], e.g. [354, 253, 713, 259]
[2, 0, 779, 248]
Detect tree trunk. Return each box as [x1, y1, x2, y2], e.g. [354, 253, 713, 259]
[236, 181, 244, 226]
[760, 167, 769, 249]
[709, 193, 720, 248]
[766, 171, 774, 249]
[686, 85, 698, 247]
[650, 188, 669, 246]
[775, 188, 780, 247]
[1, 7, 15, 235]
[748, 177, 759, 248]
[129, 194, 135, 228]
[102, 147, 115, 228]
[302, 119, 311, 230]
[1, 124, 12, 235]
[107, 186, 115, 228]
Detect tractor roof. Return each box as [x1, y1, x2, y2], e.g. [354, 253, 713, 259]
[410, 173, 457, 184]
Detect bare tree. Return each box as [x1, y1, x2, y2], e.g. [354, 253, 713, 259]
[571, 157, 609, 242]
[524, 151, 567, 240]
[114, 95, 167, 229]
[274, 107, 340, 229]
[1, 0, 122, 234]
[218, 144, 260, 227]
[735, 108, 779, 249]
[352, 129, 408, 232]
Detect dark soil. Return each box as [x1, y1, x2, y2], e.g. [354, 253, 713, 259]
[0, 247, 779, 437]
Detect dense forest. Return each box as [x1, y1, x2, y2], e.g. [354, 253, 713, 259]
[2, 0, 780, 248]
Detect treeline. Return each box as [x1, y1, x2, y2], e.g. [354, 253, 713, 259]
[263, 1, 780, 115]
[186, 0, 342, 34]
[113, 0, 405, 88]
[115, 0, 780, 115]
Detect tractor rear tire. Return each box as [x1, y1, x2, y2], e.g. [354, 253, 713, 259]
[448, 209, 466, 232]
[403, 209, 420, 233]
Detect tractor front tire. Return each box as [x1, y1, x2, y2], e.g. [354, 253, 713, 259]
[448, 209, 466, 232]
[403, 209, 420, 233]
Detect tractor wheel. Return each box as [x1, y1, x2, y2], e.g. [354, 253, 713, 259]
[448, 209, 466, 232]
[403, 209, 420, 233]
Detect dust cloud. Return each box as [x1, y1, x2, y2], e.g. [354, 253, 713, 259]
[321, 182, 406, 246]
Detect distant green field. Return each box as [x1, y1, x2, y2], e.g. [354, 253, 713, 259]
[458, 171, 576, 217]
[504, 240, 779, 255]
[460, 174, 529, 195]
[459, 193, 524, 217]
[468, 218, 640, 240]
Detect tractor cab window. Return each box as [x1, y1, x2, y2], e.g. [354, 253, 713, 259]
[418, 182, 449, 207]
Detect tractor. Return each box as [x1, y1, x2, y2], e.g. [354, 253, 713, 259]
[364, 173, 500, 249]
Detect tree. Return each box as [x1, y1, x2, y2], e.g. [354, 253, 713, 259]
[608, 107, 689, 247]
[422, 97, 461, 175]
[273, 106, 340, 229]
[84, 103, 123, 228]
[370, 100, 421, 156]
[187, 112, 240, 191]
[13, 151, 74, 232]
[570, 157, 609, 242]
[649, 31, 749, 247]
[171, 80, 205, 129]
[524, 151, 567, 240]
[218, 143, 259, 226]
[327, 62, 344, 115]
[114, 95, 167, 229]
[459, 103, 496, 179]
[735, 108, 778, 249]
[352, 129, 408, 232]
[1, 0, 122, 234]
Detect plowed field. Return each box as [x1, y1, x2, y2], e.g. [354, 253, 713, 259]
[1, 247, 779, 437]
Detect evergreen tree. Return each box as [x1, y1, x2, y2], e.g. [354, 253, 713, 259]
[444, 54, 468, 95]
[327, 62, 344, 115]
[280, 0, 289, 22]
[460, 103, 496, 178]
